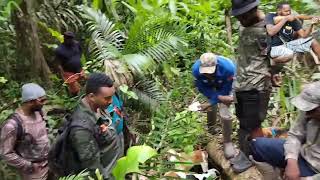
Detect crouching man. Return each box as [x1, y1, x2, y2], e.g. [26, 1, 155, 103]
[251, 81, 320, 179]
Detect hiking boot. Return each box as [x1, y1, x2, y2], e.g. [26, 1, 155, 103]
[223, 142, 236, 159]
[230, 151, 253, 173]
[249, 156, 281, 180]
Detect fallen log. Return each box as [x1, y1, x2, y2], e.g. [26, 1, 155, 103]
[206, 139, 262, 180]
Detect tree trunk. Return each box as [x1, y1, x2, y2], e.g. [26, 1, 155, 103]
[206, 139, 262, 180]
[13, 0, 51, 84]
[225, 9, 233, 52]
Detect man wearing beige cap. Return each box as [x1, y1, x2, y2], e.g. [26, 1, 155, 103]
[250, 81, 320, 179]
[0, 83, 50, 180]
[192, 52, 236, 160]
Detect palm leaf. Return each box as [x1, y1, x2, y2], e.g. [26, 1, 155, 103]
[124, 15, 187, 63]
[37, 0, 83, 32]
[132, 78, 165, 108]
[81, 6, 124, 49]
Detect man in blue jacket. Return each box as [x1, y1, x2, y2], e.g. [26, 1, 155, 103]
[192, 52, 236, 159]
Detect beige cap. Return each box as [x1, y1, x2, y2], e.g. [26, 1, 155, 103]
[199, 53, 217, 74]
[291, 81, 320, 111]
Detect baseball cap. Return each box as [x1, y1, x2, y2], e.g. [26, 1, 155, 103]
[199, 53, 217, 74]
[231, 0, 260, 16]
[63, 31, 75, 38]
[291, 82, 320, 111]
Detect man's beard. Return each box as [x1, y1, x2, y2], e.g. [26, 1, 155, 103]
[31, 106, 43, 112]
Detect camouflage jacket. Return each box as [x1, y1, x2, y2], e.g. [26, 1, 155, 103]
[284, 111, 320, 173]
[235, 21, 272, 92]
[65, 99, 119, 178]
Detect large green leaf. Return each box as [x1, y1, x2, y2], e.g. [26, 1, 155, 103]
[92, 0, 103, 10]
[38, 22, 63, 42]
[122, 54, 154, 74]
[112, 145, 157, 180]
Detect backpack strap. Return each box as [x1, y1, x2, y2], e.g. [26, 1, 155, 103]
[9, 113, 24, 141]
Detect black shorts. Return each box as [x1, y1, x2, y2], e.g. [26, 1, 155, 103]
[235, 90, 271, 131]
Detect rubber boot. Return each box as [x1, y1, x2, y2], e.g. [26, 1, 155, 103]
[230, 151, 253, 173]
[238, 128, 251, 157]
[222, 119, 236, 159]
[207, 105, 217, 135]
[228, 128, 253, 173]
[249, 156, 281, 180]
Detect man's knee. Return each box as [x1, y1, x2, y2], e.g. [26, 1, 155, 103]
[271, 46, 294, 58]
[311, 39, 320, 48]
[250, 138, 286, 165]
[219, 104, 232, 120]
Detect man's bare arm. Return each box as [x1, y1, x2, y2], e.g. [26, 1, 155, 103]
[266, 16, 291, 36]
[273, 14, 315, 24]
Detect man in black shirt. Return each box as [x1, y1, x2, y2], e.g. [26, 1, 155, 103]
[55, 31, 85, 96]
[265, 2, 320, 60]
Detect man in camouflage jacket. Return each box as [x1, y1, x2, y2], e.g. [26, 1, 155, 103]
[64, 73, 120, 179]
[231, 0, 272, 173]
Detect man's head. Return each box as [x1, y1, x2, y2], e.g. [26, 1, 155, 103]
[231, 0, 262, 27]
[199, 53, 217, 78]
[85, 73, 115, 110]
[21, 83, 47, 112]
[63, 31, 75, 46]
[291, 82, 320, 120]
[277, 2, 291, 16]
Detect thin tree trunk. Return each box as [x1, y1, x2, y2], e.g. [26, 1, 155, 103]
[13, 0, 51, 84]
[225, 9, 233, 51]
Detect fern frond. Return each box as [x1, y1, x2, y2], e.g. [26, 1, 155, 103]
[132, 78, 165, 108]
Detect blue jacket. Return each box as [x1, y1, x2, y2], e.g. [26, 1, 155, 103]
[192, 56, 236, 105]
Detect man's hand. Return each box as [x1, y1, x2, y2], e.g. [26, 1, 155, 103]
[199, 102, 211, 111]
[26, 162, 43, 174]
[218, 96, 233, 105]
[284, 159, 300, 180]
[285, 15, 296, 22]
[311, 17, 320, 24]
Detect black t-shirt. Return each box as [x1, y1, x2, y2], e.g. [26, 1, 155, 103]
[265, 13, 302, 46]
[55, 41, 82, 73]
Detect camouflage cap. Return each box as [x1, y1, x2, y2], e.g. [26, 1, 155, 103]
[291, 81, 320, 111]
[199, 53, 217, 74]
[231, 0, 260, 16]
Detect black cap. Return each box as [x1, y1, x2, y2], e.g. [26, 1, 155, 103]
[63, 31, 75, 38]
[231, 0, 259, 16]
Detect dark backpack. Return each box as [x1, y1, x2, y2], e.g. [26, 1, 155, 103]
[0, 113, 24, 151]
[48, 114, 95, 177]
[48, 114, 75, 177]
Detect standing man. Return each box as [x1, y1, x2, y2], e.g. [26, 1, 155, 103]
[192, 52, 236, 159]
[63, 73, 120, 179]
[231, 0, 271, 172]
[55, 31, 85, 96]
[251, 81, 320, 180]
[0, 83, 50, 180]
